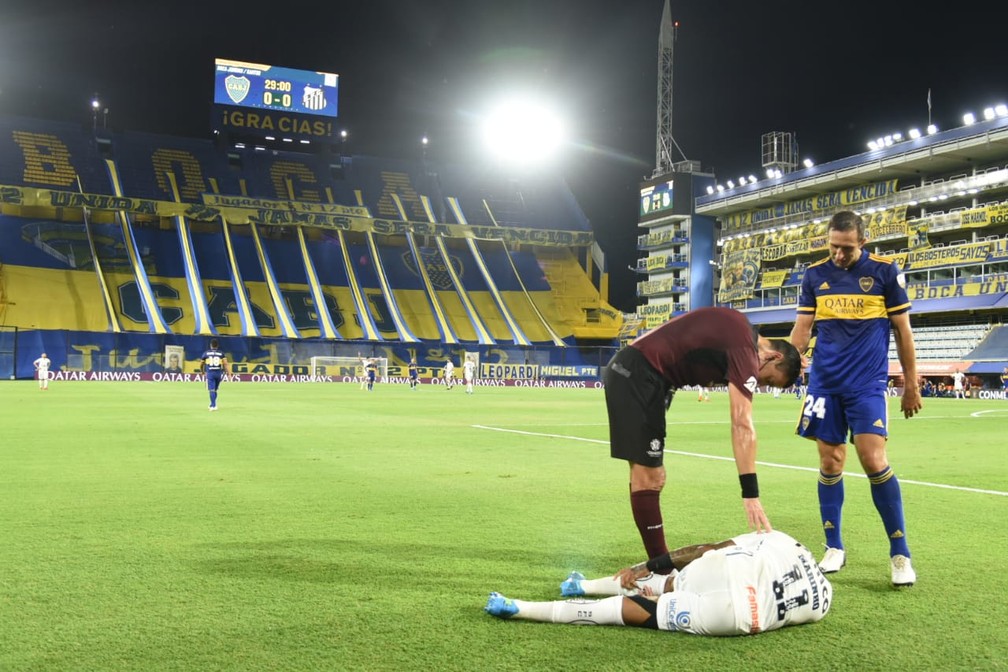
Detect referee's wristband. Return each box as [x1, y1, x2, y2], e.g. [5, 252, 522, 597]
[739, 473, 759, 499]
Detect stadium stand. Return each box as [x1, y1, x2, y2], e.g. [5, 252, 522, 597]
[693, 115, 1008, 388]
[0, 114, 621, 379]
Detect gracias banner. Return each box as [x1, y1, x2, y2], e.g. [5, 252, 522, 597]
[0, 184, 593, 248]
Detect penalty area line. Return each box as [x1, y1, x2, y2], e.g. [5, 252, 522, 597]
[471, 424, 1008, 498]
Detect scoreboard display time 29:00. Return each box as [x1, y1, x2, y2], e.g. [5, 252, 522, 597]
[214, 58, 339, 119]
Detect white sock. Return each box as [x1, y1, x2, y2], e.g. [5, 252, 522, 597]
[513, 596, 625, 625]
[579, 571, 674, 596]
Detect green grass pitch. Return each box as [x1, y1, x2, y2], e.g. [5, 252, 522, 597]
[1, 380, 1007, 671]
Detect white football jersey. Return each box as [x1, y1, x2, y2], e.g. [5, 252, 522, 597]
[463, 360, 475, 379]
[445, 361, 455, 376]
[656, 531, 831, 636]
[34, 356, 51, 372]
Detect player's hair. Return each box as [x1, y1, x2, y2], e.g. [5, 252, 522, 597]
[769, 339, 802, 387]
[828, 210, 865, 238]
[210, 338, 219, 349]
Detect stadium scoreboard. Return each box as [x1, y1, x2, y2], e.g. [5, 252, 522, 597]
[214, 59, 338, 118]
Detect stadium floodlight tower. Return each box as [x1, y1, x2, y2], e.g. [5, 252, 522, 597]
[653, 0, 681, 178]
[761, 131, 799, 177]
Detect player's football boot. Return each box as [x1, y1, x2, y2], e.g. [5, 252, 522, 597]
[560, 571, 586, 597]
[484, 592, 518, 619]
[818, 547, 846, 573]
[890, 555, 916, 587]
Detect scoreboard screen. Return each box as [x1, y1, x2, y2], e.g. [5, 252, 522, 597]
[214, 58, 339, 118]
[639, 179, 674, 219]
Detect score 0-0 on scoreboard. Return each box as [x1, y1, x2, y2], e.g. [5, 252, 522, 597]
[214, 58, 339, 118]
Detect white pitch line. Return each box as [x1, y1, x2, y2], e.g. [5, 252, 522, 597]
[471, 424, 1008, 497]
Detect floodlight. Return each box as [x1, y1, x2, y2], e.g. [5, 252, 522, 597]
[867, 140, 878, 150]
[91, 98, 100, 110]
[984, 107, 996, 121]
[803, 158, 814, 168]
[927, 124, 938, 134]
[748, 175, 757, 183]
[726, 180, 734, 189]
[963, 112, 976, 125]
[706, 186, 714, 195]
[482, 97, 566, 165]
[716, 184, 725, 192]
[765, 168, 775, 179]
[908, 128, 921, 139]
[996, 104, 1008, 117]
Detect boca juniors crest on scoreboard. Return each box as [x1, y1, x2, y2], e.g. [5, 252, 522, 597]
[213, 58, 339, 141]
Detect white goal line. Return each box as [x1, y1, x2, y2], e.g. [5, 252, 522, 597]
[470, 424, 1008, 497]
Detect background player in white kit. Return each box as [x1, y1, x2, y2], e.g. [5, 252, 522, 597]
[486, 530, 831, 636]
[33, 352, 51, 390]
[463, 356, 476, 394]
[443, 358, 455, 390]
[952, 370, 966, 399]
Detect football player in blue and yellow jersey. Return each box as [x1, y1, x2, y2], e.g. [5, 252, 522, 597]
[408, 357, 419, 390]
[790, 210, 921, 587]
[366, 358, 378, 391]
[200, 338, 232, 411]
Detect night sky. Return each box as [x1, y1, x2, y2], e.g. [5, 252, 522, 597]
[2, 0, 1006, 310]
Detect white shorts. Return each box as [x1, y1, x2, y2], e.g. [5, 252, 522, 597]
[655, 552, 740, 636]
[37, 370, 50, 381]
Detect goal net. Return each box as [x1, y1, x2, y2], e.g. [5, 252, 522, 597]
[310, 356, 388, 380]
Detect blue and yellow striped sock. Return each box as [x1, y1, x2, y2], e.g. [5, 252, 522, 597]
[868, 466, 910, 558]
[818, 471, 844, 550]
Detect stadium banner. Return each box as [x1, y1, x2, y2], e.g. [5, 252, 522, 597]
[960, 202, 1008, 228]
[0, 184, 593, 247]
[864, 205, 908, 239]
[164, 344, 184, 373]
[9, 328, 612, 380]
[907, 276, 1008, 301]
[989, 238, 1008, 262]
[761, 243, 787, 262]
[760, 269, 789, 288]
[906, 241, 990, 270]
[722, 179, 899, 231]
[717, 248, 760, 302]
[907, 221, 931, 250]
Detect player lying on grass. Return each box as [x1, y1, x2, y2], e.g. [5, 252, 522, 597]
[485, 530, 831, 636]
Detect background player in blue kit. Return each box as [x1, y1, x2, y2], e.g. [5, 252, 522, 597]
[790, 210, 921, 587]
[408, 357, 419, 390]
[200, 339, 232, 411]
[366, 357, 377, 391]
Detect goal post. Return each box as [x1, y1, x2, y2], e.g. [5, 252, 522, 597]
[310, 356, 388, 380]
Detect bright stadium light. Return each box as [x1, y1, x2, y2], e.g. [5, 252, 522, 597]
[726, 180, 735, 189]
[927, 124, 939, 134]
[706, 185, 715, 194]
[908, 128, 921, 139]
[482, 97, 566, 165]
[716, 184, 725, 192]
[803, 158, 814, 168]
[996, 104, 1008, 117]
[765, 168, 775, 179]
[867, 140, 879, 150]
[963, 112, 976, 125]
[984, 107, 996, 121]
[748, 174, 757, 183]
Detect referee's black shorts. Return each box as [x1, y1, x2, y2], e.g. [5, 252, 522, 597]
[603, 346, 670, 467]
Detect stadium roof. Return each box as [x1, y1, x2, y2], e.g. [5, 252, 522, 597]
[696, 116, 1008, 216]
